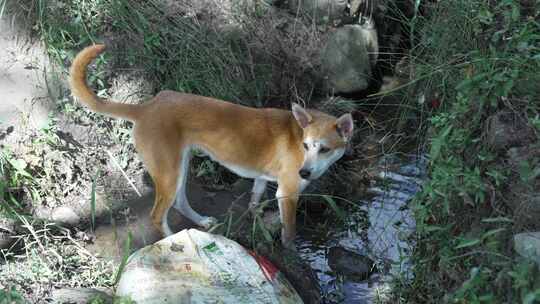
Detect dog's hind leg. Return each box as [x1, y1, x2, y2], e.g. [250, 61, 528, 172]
[149, 162, 179, 237]
[249, 178, 267, 209]
[172, 148, 217, 229]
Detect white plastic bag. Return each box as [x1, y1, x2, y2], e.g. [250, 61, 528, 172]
[116, 229, 303, 303]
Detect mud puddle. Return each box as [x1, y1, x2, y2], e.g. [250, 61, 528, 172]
[296, 154, 427, 303]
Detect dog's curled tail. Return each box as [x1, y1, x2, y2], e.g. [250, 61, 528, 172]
[69, 44, 141, 121]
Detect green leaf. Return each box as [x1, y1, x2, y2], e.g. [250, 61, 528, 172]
[424, 225, 444, 232]
[323, 196, 346, 222]
[256, 215, 274, 243]
[455, 238, 480, 249]
[481, 217, 513, 224]
[113, 231, 133, 285]
[7, 158, 31, 178]
[481, 228, 506, 240]
[90, 172, 98, 232]
[524, 289, 540, 304]
[430, 125, 453, 161]
[518, 160, 533, 182]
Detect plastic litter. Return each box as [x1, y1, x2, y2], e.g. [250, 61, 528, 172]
[116, 229, 303, 303]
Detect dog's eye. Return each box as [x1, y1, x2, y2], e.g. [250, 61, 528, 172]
[319, 146, 331, 154]
[303, 143, 308, 150]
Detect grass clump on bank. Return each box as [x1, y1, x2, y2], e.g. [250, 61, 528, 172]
[31, 0, 263, 103]
[396, 0, 540, 302]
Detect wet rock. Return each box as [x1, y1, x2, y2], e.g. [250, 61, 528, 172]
[50, 288, 113, 304]
[514, 232, 540, 269]
[321, 24, 373, 94]
[486, 111, 536, 151]
[327, 246, 376, 281]
[288, 0, 347, 24]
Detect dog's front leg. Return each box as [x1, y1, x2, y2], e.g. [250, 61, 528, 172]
[249, 178, 268, 209]
[276, 176, 301, 249]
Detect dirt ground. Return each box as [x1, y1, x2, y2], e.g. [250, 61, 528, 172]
[0, 19, 54, 137]
[86, 180, 254, 262]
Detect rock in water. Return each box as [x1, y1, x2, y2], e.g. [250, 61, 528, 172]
[322, 25, 373, 94]
[327, 246, 376, 281]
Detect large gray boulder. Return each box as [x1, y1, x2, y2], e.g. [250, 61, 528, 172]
[321, 24, 373, 94]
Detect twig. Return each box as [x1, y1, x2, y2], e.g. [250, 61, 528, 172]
[105, 150, 142, 197]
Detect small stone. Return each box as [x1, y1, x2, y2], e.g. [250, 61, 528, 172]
[50, 288, 113, 304]
[514, 232, 540, 269]
[51, 206, 81, 226]
[327, 246, 376, 281]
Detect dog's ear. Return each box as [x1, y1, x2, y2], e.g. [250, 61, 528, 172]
[292, 103, 312, 128]
[336, 113, 354, 140]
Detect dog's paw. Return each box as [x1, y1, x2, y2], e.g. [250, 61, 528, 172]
[199, 216, 218, 229]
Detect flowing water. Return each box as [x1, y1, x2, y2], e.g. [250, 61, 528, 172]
[297, 154, 427, 303]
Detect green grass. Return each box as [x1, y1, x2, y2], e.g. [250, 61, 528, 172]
[393, 0, 540, 303]
[0, 149, 36, 217]
[3, 0, 539, 302]
[18, 0, 269, 106]
[0, 287, 26, 304]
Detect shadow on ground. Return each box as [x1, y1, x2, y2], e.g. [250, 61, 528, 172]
[85, 180, 253, 262]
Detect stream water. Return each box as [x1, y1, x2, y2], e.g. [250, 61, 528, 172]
[297, 154, 427, 303]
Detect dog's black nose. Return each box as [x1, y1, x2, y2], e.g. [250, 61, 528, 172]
[299, 169, 311, 179]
